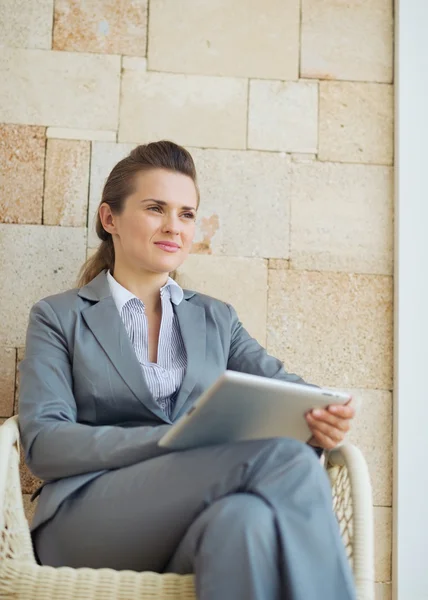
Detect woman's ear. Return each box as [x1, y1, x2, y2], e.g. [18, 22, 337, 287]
[99, 203, 117, 235]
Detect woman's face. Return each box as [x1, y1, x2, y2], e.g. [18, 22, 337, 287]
[102, 168, 198, 274]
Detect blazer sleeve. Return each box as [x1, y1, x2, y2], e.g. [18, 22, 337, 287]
[226, 304, 312, 385]
[18, 300, 171, 481]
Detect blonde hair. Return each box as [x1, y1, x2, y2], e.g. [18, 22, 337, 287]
[77, 141, 199, 288]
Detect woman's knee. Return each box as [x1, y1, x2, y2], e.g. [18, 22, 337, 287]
[213, 493, 274, 531]
[250, 436, 321, 469]
[166, 494, 276, 574]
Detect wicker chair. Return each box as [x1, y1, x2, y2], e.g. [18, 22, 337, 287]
[0, 416, 374, 599]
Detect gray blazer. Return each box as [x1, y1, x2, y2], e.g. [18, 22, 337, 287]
[18, 271, 308, 532]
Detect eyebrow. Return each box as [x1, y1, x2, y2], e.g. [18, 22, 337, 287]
[142, 198, 197, 212]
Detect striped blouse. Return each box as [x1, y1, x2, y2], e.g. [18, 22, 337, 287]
[106, 270, 187, 418]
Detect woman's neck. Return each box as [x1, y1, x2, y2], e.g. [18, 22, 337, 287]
[111, 262, 169, 313]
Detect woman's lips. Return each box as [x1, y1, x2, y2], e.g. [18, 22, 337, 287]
[154, 242, 180, 253]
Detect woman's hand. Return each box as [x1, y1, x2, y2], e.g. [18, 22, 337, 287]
[306, 399, 355, 450]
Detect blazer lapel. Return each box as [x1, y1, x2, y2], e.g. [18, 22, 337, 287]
[171, 294, 206, 420]
[79, 272, 167, 421]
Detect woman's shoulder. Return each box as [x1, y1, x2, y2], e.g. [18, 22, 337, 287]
[31, 286, 84, 321]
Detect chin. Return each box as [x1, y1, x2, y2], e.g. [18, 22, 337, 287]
[150, 259, 183, 274]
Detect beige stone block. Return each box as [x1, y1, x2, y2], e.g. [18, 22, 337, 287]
[375, 583, 392, 599]
[87, 247, 98, 260]
[148, 0, 299, 80]
[291, 153, 317, 163]
[47, 128, 116, 142]
[319, 82, 394, 165]
[301, 0, 393, 83]
[290, 162, 393, 275]
[268, 259, 290, 270]
[176, 255, 267, 345]
[122, 56, 147, 71]
[0, 0, 53, 49]
[53, 0, 147, 56]
[0, 124, 45, 224]
[14, 348, 25, 414]
[248, 80, 318, 153]
[23, 494, 38, 525]
[191, 148, 290, 258]
[88, 142, 135, 247]
[118, 69, 247, 149]
[267, 270, 393, 390]
[0, 348, 16, 417]
[342, 389, 392, 506]
[374, 507, 392, 582]
[0, 48, 120, 129]
[44, 139, 90, 227]
[0, 225, 87, 346]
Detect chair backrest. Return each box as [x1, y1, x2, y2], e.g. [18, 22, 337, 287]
[0, 417, 36, 564]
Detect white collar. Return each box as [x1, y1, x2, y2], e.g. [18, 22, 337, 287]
[106, 270, 184, 314]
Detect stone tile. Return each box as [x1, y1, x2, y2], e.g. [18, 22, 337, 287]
[118, 66, 247, 149]
[53, 0, 148, 56]
[267, 270, 393, 390]
[14, 348, 25, 415]
[87, 247, 98, 260]
[88, 142, 135, 247]
[375, 583, 392, 599]
[290, 162, 393, 275]
[23, 494, 38, 525]
[44, 139, 90, 227]
[301, 0, 393, 83]
[268, 259, 290, 270]
[0, 225, 87, 347]
[291, 153, 317, 163]
[47, 128, 116, 142]
[340, 389, 392, 506]
[374, 507, 392, 582]
[0, 348, 16, 417]
[148, 0, 299, 80]
[248, 80, 318, 153]
[20, 445, 42, 495]
[191, 148, 290, 258]
[176, 255, 268, 345]
[0, 124, 45, 224]
[319, 82, 394, 165]
[0, 48, 120, 130]
[0, 0, 53, 50]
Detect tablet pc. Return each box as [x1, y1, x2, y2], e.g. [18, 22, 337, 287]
[158, 370, 351, 451]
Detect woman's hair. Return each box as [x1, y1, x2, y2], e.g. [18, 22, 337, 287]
[77, 141, 199, 288]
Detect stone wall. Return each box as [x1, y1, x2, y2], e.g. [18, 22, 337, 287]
[0, 1, 393, 596]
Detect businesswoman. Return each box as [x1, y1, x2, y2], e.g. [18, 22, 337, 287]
[19, 141, 356, 600]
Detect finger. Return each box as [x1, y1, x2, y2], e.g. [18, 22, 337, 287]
[309, 409, 350, 432]
[309, 429, 338, 451]
[328, 403, 355, 419]
[306, 413, 345, 443]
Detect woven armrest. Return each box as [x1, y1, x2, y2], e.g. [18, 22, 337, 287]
[327, 444, 375, 600]
[0, 416, 36, 564]
[0, 561, 196, 600]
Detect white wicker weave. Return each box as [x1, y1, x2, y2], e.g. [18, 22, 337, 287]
[0, 416, 375, 599]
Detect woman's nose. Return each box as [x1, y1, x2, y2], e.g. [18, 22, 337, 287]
[162, 214, 180, 234]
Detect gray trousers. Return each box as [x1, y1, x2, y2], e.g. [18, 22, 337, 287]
[33, 438, 356, 600]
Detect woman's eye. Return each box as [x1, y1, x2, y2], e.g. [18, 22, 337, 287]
[148, 205, 162, 213]
[182, 212, 196, 220]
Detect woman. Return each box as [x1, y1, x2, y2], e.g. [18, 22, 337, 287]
[19, 141, 356, 600]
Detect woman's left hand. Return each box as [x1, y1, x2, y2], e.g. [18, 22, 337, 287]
[306, 399, 355, 450]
